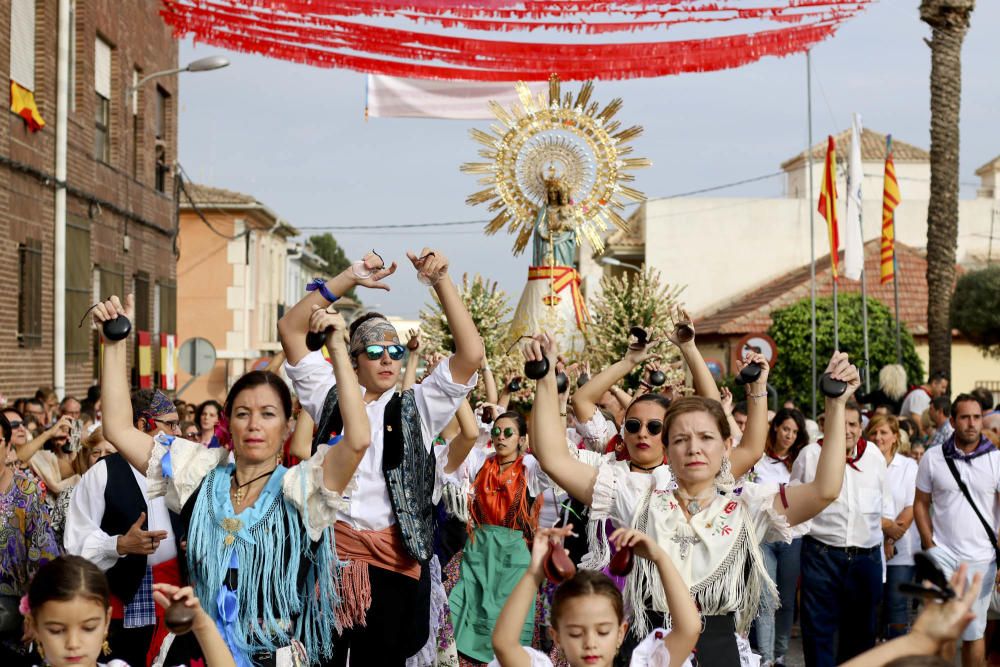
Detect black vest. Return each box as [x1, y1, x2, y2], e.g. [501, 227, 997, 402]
[312, 386, 436, 563]
[100, 454, 148, 604]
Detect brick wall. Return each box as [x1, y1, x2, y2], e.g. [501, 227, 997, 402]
[0, 0, 178, 400]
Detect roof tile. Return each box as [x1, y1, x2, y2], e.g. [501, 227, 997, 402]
[781, 128, 928, 171]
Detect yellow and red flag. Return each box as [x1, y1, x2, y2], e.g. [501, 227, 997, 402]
[818, 135, 840, 279]
[880, 136, 901, 284]
[9, 81, 45, 132]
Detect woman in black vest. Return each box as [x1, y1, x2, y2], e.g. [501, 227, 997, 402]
[92, 295, 370, 666]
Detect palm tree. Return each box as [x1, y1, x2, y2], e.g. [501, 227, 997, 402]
[920, 0, 975, 380]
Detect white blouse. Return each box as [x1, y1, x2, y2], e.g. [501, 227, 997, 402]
[146, 434, 349, 542]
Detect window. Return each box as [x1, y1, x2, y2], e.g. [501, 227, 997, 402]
[134, 271, 151, 331]
[98, 264, 125, 302]
[158, 282, 176, 335]
[94, 37, 112, 163]
[154, 86, 170, 192]
[10, 0, 36, 90]
[66, 220, 92, 359]
[18, 239, 42, 348]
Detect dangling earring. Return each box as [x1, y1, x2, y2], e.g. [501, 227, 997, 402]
[37, 643, 46, 663]
[664, 463, 678, 492]
[102, 637, 112, 656]
[716, 456, 736, 493]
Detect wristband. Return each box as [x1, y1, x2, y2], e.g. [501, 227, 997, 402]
[306, 278, 339, 303]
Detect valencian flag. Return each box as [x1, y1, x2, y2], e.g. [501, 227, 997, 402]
[881, 135, 901, 283]
[818, 135, 840, 279]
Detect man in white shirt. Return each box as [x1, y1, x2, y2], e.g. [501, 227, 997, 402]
[914, 394, 999, 667]
[792, 402, 895, 667]
[278, 248, 483, 667]
[899, 371, 949, 419]
[64, 389, 180, 667]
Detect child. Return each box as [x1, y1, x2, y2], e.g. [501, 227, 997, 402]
[24, 555, 235, 667]
[491, 526, 699, 667]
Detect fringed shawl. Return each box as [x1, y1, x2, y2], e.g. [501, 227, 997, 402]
[186, 465, 339, 664]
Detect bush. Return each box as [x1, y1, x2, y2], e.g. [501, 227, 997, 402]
[951, 265, 1000, 358]
[767, 293, 923, 411]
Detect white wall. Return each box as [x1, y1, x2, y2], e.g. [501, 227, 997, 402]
[785, 160, 932, 202]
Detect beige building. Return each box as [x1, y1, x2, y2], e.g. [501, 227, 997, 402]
[579, 128, 1000, 394]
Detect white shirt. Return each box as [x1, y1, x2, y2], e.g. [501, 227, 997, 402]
[753, 455, 793, 487]
[285, 351, 476, 532]
[791, 441, 895, 548]
[900, 387, 933, 419]
[915, 445, 1000, 562]
[885, 453, 919, 566]
[64, 457, 176, 569]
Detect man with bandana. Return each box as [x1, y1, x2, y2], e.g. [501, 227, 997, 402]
[279, 248, 484, 667]
[64, 389, 184, 667]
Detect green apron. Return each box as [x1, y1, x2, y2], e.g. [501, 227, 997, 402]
[449, 524, 533, 662]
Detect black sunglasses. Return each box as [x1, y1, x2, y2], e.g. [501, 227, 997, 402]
[361, 344, 405, 361]
[491, 426, 516, 439]
[7, 420, 23, 430]
[623, 418, 664, 436]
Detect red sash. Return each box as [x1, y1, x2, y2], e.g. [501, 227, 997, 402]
[146, 559, 182, 667]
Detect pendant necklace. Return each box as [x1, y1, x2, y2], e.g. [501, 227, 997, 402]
[231, 468, 276, 506]
[675, 489, 716, 516]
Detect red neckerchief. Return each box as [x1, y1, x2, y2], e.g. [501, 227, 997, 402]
[818, 437, 867, 471]
[909, 385, 933, 399]
[767, 453, 790, 464]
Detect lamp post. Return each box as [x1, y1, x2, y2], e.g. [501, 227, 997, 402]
[126, 55, 230, 100]
[600, 256, 641, 273]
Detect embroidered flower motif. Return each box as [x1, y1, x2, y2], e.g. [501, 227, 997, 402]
[724, 501, 738, 515]
[721, 525, 733, 536]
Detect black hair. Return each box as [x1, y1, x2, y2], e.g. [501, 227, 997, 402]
[25, 398, 44, 412]
[662, 396, 731, 444]
[3, 408, 25, 422]
[28, 555, 110, 613]
[767, 408, 809, 468]
[494, 411, 527, 437]
[970, 387, 996, 413]
[844, 401, 863, 421]
[224, 371, 293, 421]
[551, 570, 624, 629]
[348, 312, 388, 341]
[930, 395, 952, 417]
[952, 393, 983, 417]
[85, 385, 101, 403]
[59, 396, 80, 410]
[625, 393, 671, 420]
[0, 413, 10, 444]
[195, 400, 224, 427]
[929, 371, 949, 383]
[732, 400, 748, 417]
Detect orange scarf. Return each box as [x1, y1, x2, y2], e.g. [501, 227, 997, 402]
[469, 456, 541, 542]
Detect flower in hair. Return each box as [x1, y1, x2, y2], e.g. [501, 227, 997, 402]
[214, 413, 233, 451]
[18, 595, 29, 616]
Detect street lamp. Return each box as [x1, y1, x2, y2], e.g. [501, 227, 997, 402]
[600, 256, 641, 273]
[128, 55, 230, 98]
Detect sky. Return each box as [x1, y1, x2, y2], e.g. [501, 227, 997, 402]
[177, 2, 1000, 318]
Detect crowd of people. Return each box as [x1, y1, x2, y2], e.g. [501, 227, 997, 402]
[1, 248, 999, 667]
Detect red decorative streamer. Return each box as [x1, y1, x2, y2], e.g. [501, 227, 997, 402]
[160, 0, 872, 81]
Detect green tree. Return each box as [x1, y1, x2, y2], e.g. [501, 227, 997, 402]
[308, 233, 356, 299]
[583, 269, 685, 391]
[767, 293, 923, 410]
[951, 265, 1000, 358]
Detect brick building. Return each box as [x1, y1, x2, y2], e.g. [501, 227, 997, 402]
[1, 0, 178, 400]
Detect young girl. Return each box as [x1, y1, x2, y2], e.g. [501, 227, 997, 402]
[491, 526, 699, 667]
[24, 555, 235, 667]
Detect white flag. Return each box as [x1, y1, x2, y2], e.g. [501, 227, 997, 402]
[366, 75, 547, 120]
[843, 113, 865, 281]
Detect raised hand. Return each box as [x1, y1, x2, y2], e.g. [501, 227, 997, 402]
[624, 328, 662, 366]
[351, 251, 397, 291]
[91, 294, 136, 341]
[720, 386, 734, 415]
[735, 351, 770, 392]
[824, 351, 861, 402]
[406, 328, 421, 351]
[407, 247, 449, 286]
[527, 525, 575, 577]
[308, 304, 348, 348]
[610, 527, 666, 563]
[666, 306, 696, 347]
[911, 564, 982, 645]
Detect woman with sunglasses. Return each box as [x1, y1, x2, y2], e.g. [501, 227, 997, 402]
[441, 409, 559, 666]
[91, 294, 369, 666]
[528, 332, 860, 666]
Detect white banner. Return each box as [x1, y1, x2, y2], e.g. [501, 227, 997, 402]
[843, 112, 865, 281]
[366, 75, 547, 120]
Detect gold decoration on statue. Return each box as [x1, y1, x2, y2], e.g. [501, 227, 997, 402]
[461, 74, 650, 255]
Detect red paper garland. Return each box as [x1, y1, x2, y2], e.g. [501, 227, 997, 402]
[160, 0, 872, 81]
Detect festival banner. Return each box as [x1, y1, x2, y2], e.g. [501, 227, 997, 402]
[818, 135, 840, 279]
[881, 136, 900, 284]
[138, 331, 153, 389]
[367, 75, 546, 119]
[843, 113, 864, 281]
[160, 333, 177, 391]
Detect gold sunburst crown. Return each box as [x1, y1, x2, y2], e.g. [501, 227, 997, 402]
[461, 75, 651, 256]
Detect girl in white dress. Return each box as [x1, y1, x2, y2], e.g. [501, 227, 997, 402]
[526, 333, 861, 666]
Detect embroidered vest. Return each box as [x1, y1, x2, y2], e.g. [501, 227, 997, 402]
[312, 385, 436, 562]
[100, 454, 148, 604]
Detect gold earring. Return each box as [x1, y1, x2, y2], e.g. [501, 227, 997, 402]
[102, 637, 111, 656]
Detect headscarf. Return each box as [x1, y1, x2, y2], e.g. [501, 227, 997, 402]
[348, 316, 400, 358]
[146, 390, 176, 418]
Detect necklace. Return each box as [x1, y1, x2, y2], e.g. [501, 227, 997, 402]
[629, 461, 663, 472]
[230, 468, 277, 506]
[675, 489, 717, 516]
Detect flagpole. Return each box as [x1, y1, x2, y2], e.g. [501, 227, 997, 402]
[806, 50, 818, 420]
[854, 116, 871, 393]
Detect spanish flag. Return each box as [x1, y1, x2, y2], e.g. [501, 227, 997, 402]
[818, 135, 840, 279]
[10, 81, 45, 132]
[880, 135, 901, 284]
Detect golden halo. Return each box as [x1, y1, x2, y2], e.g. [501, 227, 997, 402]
[461, 75, 650, 255]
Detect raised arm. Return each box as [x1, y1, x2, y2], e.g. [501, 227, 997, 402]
[92, 295, 155, 474]
[779, 352, 860, 526]
[313, 307, 371, 493]
[482, 362, 499, 406]
[528, 333, 599, 506]
[408, 248, 485, 385]
[278, 251, 397, 366]
[444, 399, 479, 474]
[669, 308, 720, 403]
[492, 526, 573, 667]
[288, 409, 315, 462]
[16, 416, 72, 463]
[401, 329, 422, 391]
[570, 332, 659, 423]
[729, 352, 770, 478]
